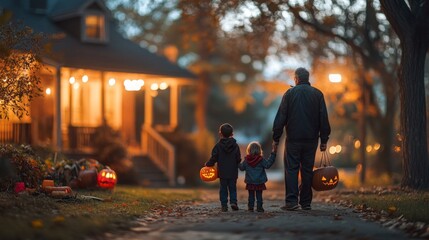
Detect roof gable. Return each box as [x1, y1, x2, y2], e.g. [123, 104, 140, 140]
[51, 0, 110, 21]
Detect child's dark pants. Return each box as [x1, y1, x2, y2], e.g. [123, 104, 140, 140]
[219, 178, 237, 206]
[248, 190, 263, 208]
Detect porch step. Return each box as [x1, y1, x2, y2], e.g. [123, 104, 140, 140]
[131, 155, 170, 188]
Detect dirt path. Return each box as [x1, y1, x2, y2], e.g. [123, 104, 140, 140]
[98, 188, 412, 240]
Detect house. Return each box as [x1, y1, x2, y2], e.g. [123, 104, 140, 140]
[0, 0, 196, 186]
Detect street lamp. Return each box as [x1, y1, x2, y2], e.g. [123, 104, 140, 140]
[329, 74, 342, 83]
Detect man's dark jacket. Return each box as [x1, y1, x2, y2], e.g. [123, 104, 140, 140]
[205, 137, 241, 179]
[272, 82, 331, 144]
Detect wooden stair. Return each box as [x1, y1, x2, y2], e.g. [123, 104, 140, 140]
[131, 155, 170, 188]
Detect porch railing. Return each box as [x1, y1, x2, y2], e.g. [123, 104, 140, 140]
[0, 121, 31, 144]
[141, 125, 176, 186]
[67, 126, 97, 150]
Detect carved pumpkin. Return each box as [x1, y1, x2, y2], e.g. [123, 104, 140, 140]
[97, 168, 117, 189]
[200, 166, 218, 182]
[312, 166, 339, 191]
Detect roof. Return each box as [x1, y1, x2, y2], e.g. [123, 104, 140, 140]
[0, 0, 196, 79]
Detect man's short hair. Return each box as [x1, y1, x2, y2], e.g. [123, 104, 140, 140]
[219, 123, 233, 138]
[295, 67, 309, 82]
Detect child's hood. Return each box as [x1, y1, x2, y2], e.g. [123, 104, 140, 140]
[245, 155, 263, 167]
[219, 138, 237, 153]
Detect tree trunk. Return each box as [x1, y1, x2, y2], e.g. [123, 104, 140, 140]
[380, 0, 429, 190]
[399, 38, 429, 189]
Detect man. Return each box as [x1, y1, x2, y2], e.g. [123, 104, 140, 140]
[272, 67, 331, 211]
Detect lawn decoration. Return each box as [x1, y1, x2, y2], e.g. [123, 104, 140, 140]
[44, 186, 73, 198]
[14, 182, 25, 193]
[42, 179, 54, 188]
[77, 169, 98, 189]
[97, 168, 117, 189]
[199, 166, 217, 182]
[312, 151, 339, 191]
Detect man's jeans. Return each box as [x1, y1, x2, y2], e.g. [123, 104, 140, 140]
[284, 141, 318, 207]
[248, 190, 263, 208]
[219, 178, 237, 206]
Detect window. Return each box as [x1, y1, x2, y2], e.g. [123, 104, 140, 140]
[83, 14, 106, 42]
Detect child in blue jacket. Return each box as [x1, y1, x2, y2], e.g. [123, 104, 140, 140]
[239, 141, 276, 212]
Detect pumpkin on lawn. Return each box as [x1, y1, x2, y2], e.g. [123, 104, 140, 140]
[200, 166, 217, 182]
[97, 168, 117, 189]
[312, 151, 339, 191]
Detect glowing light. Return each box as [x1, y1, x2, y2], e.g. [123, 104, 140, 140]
[124, 79, 144, 91]
[356, 163, 362, 173]
[354, 140, 361, 149]
[69, 77, 76, 84]
[159, 82, 168, 90]
[393, 146, 401, 153]
[374, 143, 381, 151]
[329, 146, 336, 154]
[82, 75, 89, 83]
[108, 78, 116, 86]
[329, 74, 342, 83]
[335, 145, 342, 153]
[45, 88, 51, 95]
[150, 83, 159, 91]
[366, 145, 373, 153]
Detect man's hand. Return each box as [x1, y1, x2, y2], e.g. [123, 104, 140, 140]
[272, 141, 279, 153]
[320, 143, 327, 151]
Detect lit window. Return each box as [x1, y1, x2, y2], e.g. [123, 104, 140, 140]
[84, 14, 105, 41]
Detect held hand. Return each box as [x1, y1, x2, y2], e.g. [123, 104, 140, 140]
[320, 143, 327, 152]
[272, 141, 279, 153]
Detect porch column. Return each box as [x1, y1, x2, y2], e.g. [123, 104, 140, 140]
[54, 66, 62, 151]
[101, 71, 106, 125]
[170, 82, 178, 130]
[144, 85, 153, 127]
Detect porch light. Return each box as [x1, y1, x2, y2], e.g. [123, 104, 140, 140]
[150, 83, 159, 91]
[373, 143, 381, 151]
[73, 82, 80, 89]
[82, 75, 89, 83]
[69, 77, 76, 84]
[124, 79, 144, 91]
[109, 78, 116, 86]
[366, 145, 373, 153]
[159, 82, 168, 90]
[45, 88, 52, 95]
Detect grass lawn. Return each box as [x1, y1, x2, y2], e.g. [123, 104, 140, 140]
[0, 186, 200, 240]
[337, 189, 429, 224]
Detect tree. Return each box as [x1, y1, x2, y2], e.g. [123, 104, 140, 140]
[265, 0, 401, 181]
[0, 19, 44, 120]
[109, 0, 279, 135]
[380, 0, 429, 189]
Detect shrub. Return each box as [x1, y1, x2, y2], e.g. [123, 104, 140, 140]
[0, 144, 45, 191]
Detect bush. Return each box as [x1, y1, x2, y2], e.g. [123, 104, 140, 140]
[0, 144, 45, 191]
[93, 125, 135, 184]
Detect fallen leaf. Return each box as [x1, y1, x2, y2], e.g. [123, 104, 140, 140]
[31, 219, 43, 229]
[387, 206, 397, 215]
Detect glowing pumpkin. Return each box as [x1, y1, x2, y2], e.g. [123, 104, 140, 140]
[97, 168, 117, 189]
[200, 166, 217, 182]
[312, 166, 339, 191]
